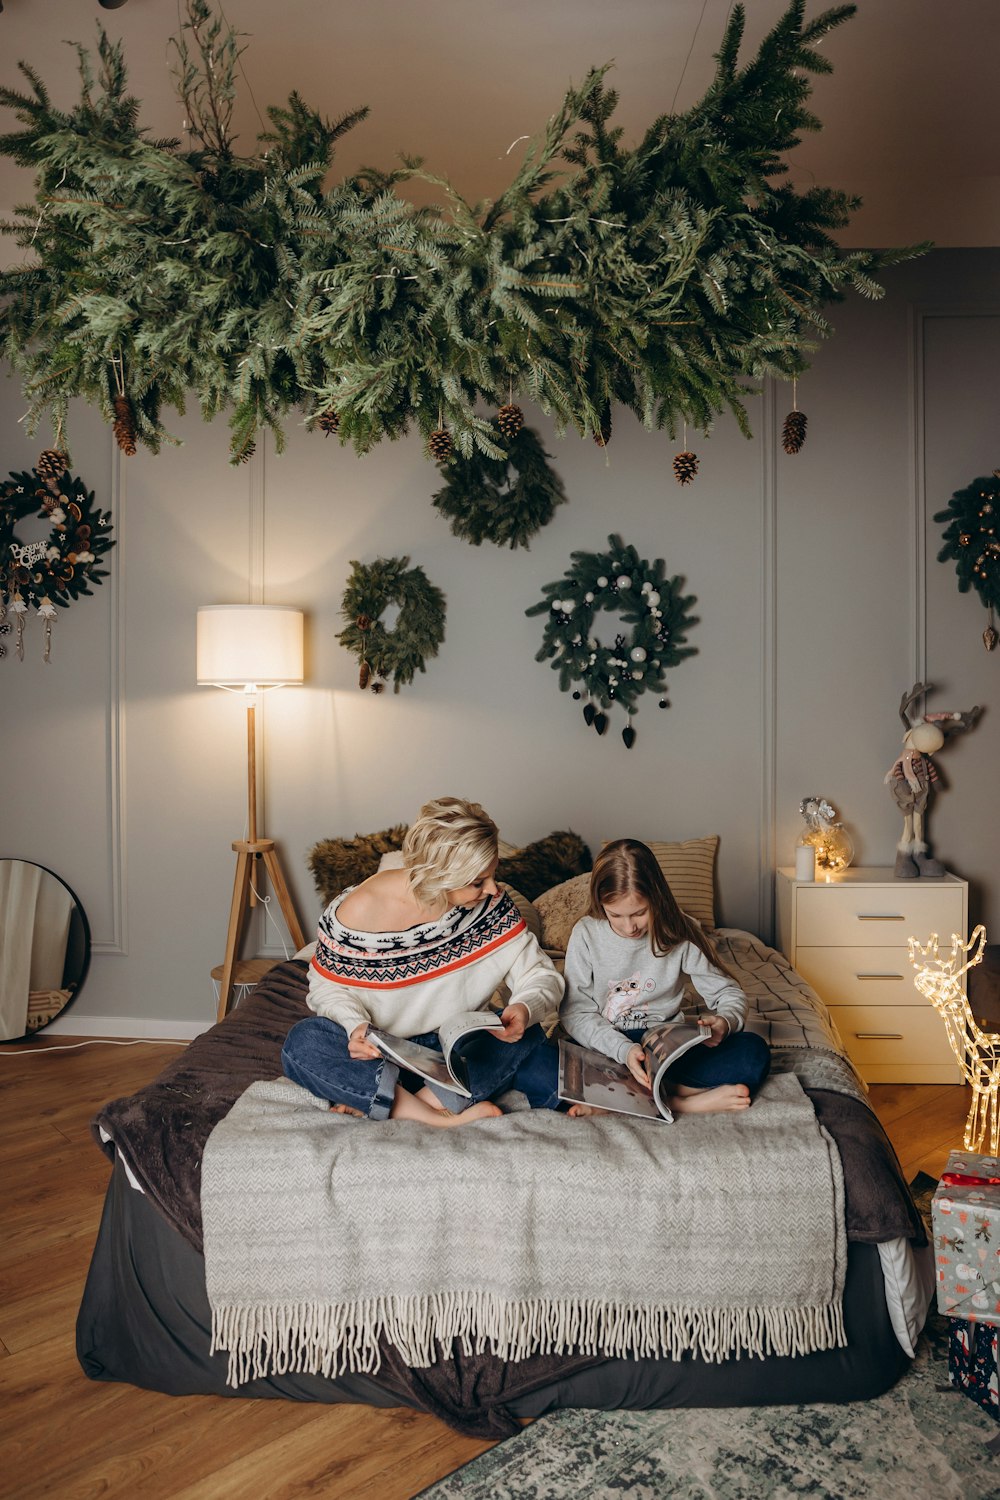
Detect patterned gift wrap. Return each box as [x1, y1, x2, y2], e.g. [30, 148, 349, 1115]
[932, 1150, 1000, 1325]
[948, 1317, 1000, 1421]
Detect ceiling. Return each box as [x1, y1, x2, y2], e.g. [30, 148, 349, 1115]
[0, 0, 997, 254]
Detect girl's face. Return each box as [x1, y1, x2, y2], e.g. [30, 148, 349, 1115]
[446, 859, 500, 908]
[602, 891, 650, 939]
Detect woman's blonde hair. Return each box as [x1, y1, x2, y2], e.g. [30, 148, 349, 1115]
[587, 838, 732, 974]
[402, 796, 500, 906]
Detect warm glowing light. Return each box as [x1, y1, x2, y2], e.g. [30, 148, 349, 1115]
[909, 926, 992, 1151]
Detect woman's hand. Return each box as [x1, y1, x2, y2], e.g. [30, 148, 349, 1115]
[625, 1044, 653, 1090]
[496, 1002, 530, 1043]
[699, 1015, 730, 1048]
[349, 1022, 381, 1061]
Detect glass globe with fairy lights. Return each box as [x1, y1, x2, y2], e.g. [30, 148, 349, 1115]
[798, 796, 855, 876]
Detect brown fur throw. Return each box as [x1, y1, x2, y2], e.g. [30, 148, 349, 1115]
[308, 827, 591, 907]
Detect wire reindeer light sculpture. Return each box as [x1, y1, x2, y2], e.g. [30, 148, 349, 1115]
[909, 926, 993, 1152]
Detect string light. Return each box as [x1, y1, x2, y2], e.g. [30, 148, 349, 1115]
[909, 926, 995, 1152]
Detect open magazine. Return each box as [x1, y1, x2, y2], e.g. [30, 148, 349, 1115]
[557, 1019, 710, 1122]
[366, 1011, 505, 1098]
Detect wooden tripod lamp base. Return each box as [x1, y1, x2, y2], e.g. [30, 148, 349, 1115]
[216, 839, 307, 1021]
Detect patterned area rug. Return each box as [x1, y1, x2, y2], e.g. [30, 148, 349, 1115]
[416, 1176, 1000, 1500]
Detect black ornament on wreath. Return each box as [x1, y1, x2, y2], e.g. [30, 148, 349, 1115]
[337, 556, 446, 692]
[431, 423, 568, 550]
[526, 534, 697, 749]
[0, 466, 115, 662]
[934, 470, 1000, 651]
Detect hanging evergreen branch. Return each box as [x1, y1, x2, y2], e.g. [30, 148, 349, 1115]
[431, 423, 568, 549]
[0, 1, 926, 465]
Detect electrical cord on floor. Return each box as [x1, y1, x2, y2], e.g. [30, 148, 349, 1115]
[0, 1037, 190, 1055]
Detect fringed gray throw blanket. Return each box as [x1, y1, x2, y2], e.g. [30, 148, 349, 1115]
[202, 1072, 846, 1388]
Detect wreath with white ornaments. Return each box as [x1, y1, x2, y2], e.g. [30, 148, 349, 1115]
[526, 535, 697, 748]
[0, 460, 115, 662]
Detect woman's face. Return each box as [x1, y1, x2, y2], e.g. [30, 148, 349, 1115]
[446, 858, 500, 908]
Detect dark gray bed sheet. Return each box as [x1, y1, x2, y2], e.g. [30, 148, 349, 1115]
[77, 1159, 909, 1429]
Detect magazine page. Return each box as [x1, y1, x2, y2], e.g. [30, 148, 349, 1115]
[437, 1010, 505, 1091]
[557, 1038, 663, 1120]
[643, 1020, 710, 1111]
[365, 1028, 473, 1097]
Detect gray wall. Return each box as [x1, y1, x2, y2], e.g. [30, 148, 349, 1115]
[1, 249, 997, 1034]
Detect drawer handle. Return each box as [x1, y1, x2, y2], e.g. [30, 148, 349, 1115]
[855, 973, 905, 981]
[854, 1032, 904, 1040]
[856, 914, 906, 922]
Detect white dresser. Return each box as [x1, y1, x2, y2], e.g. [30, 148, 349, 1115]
[775, 866, 968, 1084]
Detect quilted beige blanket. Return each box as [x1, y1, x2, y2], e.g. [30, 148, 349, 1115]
[203, 1071, 847, 1387]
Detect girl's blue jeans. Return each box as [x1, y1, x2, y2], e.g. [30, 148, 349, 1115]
[624, 1026, 771, 1093]
[281, 1014, 563, 1119]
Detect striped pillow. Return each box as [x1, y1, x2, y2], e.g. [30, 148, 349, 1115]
[644, 836, 719, 929]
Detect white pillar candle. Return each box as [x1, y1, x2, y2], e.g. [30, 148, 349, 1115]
[795, 843, 816, 881]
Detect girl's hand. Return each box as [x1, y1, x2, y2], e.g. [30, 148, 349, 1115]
[349, 1023, 381, 1060]
[496, 1002, 530, 1042]
[625, 1044, 653, 1090]
[699, 1015, 730, 1048]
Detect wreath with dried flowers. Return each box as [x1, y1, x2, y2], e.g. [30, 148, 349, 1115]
[337, 556, 446, 692]
[526, 535, 697, 748]
[0, 466, 115, 660]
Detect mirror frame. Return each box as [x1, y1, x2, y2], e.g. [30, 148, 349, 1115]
[0, 858, 92, 1042]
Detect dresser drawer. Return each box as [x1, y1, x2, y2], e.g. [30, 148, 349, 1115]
[828, 1003, 958, 1069]
[794, 884, 965, 947]
[794, 946, 918, 1006]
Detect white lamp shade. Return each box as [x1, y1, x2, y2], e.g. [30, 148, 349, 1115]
[196, 605, 304, 687]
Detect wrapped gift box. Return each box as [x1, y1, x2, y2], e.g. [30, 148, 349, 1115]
[932, 1150, 1000, 1325]
[948, 1317, 1000, 1421]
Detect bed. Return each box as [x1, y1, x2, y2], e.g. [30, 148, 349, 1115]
[77, 850, 933, 1440]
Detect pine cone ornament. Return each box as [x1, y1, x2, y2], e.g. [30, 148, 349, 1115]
[37, 448, 69, 480]
[782, 409, 808, 454]
[672, 449, 699, 485]
[593, 410, 612, 448]
[235, 440, 256, 466]
[317, 407, 340, 437]
[358, 660, 371, 690]
[112, 395, 137, 457]
[496, 404, 524, 440]
[428, 428, 454, 462]
[355, 613, 372, 632]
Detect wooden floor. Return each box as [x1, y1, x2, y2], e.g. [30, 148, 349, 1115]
[0, 1038, 971, 1500]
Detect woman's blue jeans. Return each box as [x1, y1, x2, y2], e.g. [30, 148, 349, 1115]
[624, 1027, 771, 1093]
[281, 1014, 563, 1119]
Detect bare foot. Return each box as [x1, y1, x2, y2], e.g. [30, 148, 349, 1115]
[437, 1100, 503, 1127]
[389, 1087, 502, 1127]
[415, 1085, 449, 1113]
[330, 1102, 365, 1117]
[567, 1103, 611, 1118]
[668, 1083, 751, 1115]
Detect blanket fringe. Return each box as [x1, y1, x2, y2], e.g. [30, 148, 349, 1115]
[210, 1292, 848, 1389]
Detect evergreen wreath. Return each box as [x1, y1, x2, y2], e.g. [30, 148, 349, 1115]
[0, 2, 923, 466]
[431, 423, 568, 549]
[337, 556, 446, 692]
[0, 466, 115, 660]
[934, 470, 1000, 649]
[526, 534, 697, 747]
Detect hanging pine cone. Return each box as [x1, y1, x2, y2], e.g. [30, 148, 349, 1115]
[317, 407, 340, 437]
[673, 449, 699, 485]
[593, 409, 612, 448]
[112, 395, 137, 456]
[355, 613, 372, 632]
[36, 448, 69, 480]
[496, 403, 524, 440]
[428, 428, 454, 462]
[358, 660, 371, 690]
[234, 440, 256, 465]
[782, 409, 808, 454]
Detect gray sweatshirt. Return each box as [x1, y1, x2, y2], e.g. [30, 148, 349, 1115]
[561, 916, 748, 1065]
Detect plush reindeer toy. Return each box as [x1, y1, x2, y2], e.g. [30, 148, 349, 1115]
[885, 681, 982, 879]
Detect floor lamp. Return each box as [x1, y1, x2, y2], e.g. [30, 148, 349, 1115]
[197, 605, 307, 1021]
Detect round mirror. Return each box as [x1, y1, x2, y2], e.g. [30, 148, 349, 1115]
[0, 860, 91, 1041]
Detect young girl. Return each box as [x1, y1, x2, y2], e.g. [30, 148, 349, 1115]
[561, 838, 770, 1116]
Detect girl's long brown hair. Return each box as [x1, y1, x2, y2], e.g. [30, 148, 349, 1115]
[587, 838, 732, 975]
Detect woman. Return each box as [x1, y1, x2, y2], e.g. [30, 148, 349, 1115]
[282, 796, 564, 1125]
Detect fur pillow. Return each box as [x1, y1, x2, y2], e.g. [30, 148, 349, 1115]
[535, 873, 591, 955]
[495, 831, 591, 902]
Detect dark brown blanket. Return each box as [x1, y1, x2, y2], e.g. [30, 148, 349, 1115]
[90, 959, 925, 1435]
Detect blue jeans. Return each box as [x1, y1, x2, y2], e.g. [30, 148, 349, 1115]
[281, 1015, 563, 1119]
[624, 1026, 771, 1093]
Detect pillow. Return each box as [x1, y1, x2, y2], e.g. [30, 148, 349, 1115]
[643, 836, 719, 929]
[495, 831, 591, 903]
[534, 872, 591, 954]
